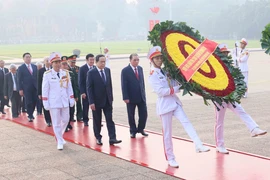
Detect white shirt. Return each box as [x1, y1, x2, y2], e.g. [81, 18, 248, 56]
[87, 64, 94, 70]
[129, 64, 138, 74]
[12, 73, 17, 91]
[45, 66, 50, 71]
[0, 67, 5, 74]
[96, 67, 106, 81]
[25, 63, 33, 73]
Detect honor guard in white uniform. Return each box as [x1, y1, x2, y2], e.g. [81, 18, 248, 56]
[104, 47, 110, 68]
[231, 41, 240, 67]
[148, 46, 210, 168]
[42, 52, 75, 150]
[214, 45, 267, 154]
[238, 38, 249, 98]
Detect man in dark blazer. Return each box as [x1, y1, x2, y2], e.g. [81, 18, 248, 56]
[86, 54, 122, 146]
[0, 60, 10, 108]
[0, 60, 7, 114]
[37, 57, 52, 126]
[17, 53, 38, 122]
[4, 64, 20, 118]
[121, 53, 148, 138]
[78, 53, 95, 126]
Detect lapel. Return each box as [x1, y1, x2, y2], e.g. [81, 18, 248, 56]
[128, 65, 139, 81]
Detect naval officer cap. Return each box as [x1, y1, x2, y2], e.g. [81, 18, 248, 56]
[240, 38, 248, 45]
[218, 44, 230, 52]
[49, 52, 62, 63]
[147, 46, 162, 60]
[61, 56, 68, 62]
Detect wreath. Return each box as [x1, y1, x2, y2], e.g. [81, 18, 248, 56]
[148, 21, 246, 107]
[260, 23, 270, 55]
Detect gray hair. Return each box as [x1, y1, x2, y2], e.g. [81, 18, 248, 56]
[36, 62, 43, 66]
[43, 57, 49, 63]
[9, 64, 17, 69]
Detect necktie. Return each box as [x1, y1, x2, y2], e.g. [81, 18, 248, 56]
[160, 69, 165, 76]
[57, 72, 60, 78]
[100, 70, 106, 83]
[27, 64, 32, 75]
[134, 67, 139, 80]
[13, 74, 17, 91]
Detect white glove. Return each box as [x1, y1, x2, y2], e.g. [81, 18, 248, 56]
[70, 99, 75, 107]
[173, 85, 181, 94]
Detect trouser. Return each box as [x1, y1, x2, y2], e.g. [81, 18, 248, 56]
[50, 107, 69, 145]
[11, 91, 21, 117]
[215, 102, 258, 148]
[82, 97, 89, 123]
[160, 105, 202, 161]
[0, 93, 4, 112]
[242, 71, 248, 97]
[76, 97, 82, 120]
[126, 101, 148, 133]
[36, 98, 43, 114]
[24, 89, 37, 119]
[92, 99, 116, 140]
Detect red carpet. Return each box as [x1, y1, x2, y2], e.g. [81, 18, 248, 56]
[1, 110, 270, 180]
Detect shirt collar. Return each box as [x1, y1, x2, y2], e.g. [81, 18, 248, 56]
[129, 64, 138, 70]
[87, 63, 94, 69]
[96, 67, 104, 72]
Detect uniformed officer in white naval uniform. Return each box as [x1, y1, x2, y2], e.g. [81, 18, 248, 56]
[231, 41, 240, 67]
[104, 47, 110, 68]
[215, 44, 267, 154]
[148, 46, 210, 168]
[238, 38, 249, 98]
[42, 52, 75, 150]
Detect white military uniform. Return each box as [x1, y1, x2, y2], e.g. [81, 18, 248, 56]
[105, 52, 110, 68]
[149, 66, 205, 161]
[231, 42, 240, 67]
[42, 53, 75, 147]
[215, 102, 258, 148]
[238, 38, 249, 97]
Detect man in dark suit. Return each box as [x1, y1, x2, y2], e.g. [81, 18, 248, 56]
[38, 57, 52, 126]
[78, 53, 95, 126]
[4, 64, 20, 118]
[17, 53, 38, 122]
[0, 60, 10, 108]
[121, 53, 148, 138]
[86, 54, 122, 146]
[0, 60, 7, 114]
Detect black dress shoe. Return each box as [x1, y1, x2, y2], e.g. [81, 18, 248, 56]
[84, 122, 89, 126]
[12, 116, 18, 118]
[77, 119, 84, 122]
[1, 111, 6, 114]
[130, 133, 136, 138]
[48, 123, 52, 127]
[109, 139, 122, 145]
[96, 139, 103, 145]
[139, 130, 149, 137]
[28, 118, 33, 122]
[7, 105, 11, 107]
[67, 124, 73, 130]
[65, 128, 69, 132]
[70, 119, 76, 122]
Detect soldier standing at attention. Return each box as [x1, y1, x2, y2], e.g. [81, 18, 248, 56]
[42, 52, 75, 150]
[238, 38, 249, 98]
[68, 55, 83, 122]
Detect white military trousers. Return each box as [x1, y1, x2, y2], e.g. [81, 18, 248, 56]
[160, 105, 202, 161]
[50, 107, 69, 145]
[215, 102, 258, 147]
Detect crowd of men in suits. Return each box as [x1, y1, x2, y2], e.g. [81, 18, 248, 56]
[0, 48, 149, 150]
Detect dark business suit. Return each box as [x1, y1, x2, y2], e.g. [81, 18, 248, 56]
[4, 72, 20, 117]
[17, 63, 38, 119]
[0, 69, 5, 112]
[79, 64, 95, 123]
[38, 67, 51, 124]
[86, 67, 116, 140]
[121, 65, 147, 134]
[1, 68, 9, 106]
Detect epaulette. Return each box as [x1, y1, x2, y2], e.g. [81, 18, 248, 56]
[44, 70, 52, 74]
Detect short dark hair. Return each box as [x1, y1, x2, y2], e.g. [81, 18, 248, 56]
[129, 53, 138, 60]
[95, 54, 105, 62]
[86, 53, 94, 60]
[23, 53, 31, 58]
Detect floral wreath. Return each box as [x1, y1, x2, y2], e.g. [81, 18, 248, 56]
[261, 23, 270, 55]
[148, 21, 246, 107]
